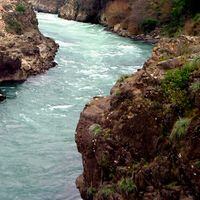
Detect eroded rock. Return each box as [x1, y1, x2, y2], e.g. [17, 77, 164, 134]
[0, 0, 58, 83]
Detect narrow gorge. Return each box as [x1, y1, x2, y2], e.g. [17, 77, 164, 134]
[0, 2, 152, 199]
[0, 0, 200, 200]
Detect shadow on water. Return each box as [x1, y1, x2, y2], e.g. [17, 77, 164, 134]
[0, 82, 23, 99]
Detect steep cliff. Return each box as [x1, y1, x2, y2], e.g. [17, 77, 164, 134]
[0, 0, 58, 83]
[29, 0, 65, 14]
[59, 0, 200, 40]
[76, 35, 200, 200]
[58, 0, 107, 23]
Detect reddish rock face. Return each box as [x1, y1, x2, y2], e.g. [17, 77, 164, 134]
[0, 0, 58, 83]
[76, 36, 200, 200]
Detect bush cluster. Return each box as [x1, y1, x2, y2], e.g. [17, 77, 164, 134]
[162, 57, 200, 109]
[16, 3, 26, 13]
[141, 18, 158, 33]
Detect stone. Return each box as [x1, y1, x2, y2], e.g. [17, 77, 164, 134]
[0, 92, 6, 101]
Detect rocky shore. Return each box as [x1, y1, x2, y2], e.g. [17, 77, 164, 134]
[75, 35, 200, 200]
[0, 0, 58, 83]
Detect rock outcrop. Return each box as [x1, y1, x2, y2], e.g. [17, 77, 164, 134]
[58, 0, 107, 23]
[29, 0, 65, 14]
[0, 91, 6, 101]
[76, 36, 200, 200]
[0, 0, 58, 82]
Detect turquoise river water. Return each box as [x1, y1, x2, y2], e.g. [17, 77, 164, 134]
[0, 13, 152, 200]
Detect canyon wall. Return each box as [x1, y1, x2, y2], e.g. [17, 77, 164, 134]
[59, 0, 200, 40]
[0, 0, 58, 83]
[29, 0, 65, 13]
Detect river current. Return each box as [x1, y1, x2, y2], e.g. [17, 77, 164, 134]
[0, 13, 152, 200]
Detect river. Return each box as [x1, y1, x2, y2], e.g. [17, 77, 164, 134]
[0, 13, 152, 200]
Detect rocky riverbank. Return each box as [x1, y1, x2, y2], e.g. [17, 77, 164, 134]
[75, 35, 200, 200]
[0, 0, 58, 83]
[58, 0, 199, 42]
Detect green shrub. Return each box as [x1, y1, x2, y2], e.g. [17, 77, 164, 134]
[193, 13, 200, 22]
[190, 82, 200, 92]
[6, 18, 22, 34]
[114, 88, 121, 96]
[16, 3, 26, 13]
[172, 0, 200, 19]
[89, 124, 102, 136]
[141, 18, 159, 33]
[165, 181, 178, 189]
[99, 153, 110, 168]
[172, 0, 187, 19]
[99, 186, 114, 198]
[87, 187, 97, 198]
[117, 74, 131, 83]
[170, 118, 191, 141]
[118, 178, 137, 194]
[165, 0, 200, 36]
[162, 57, 200, 109]
[194, 160, 200, 169]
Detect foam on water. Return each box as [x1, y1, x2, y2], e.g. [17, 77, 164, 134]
[0, 13, 152, 200]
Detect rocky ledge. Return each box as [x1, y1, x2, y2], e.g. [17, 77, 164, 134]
[0, 0, 58, 83]
[76, 35, 200, 200]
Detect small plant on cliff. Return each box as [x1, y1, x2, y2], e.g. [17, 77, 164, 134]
[99, 153, 110, 168]
[117, 74, 131, 83]
[16, 3, 26, 13]
[194, 160, 200, 169]
[114, 88, 121, 96]
[165, 181, 179, 189]
[89, 124, 102, 136]
[170, 118, 191, 141]
[6, 18, 22, 34]
[99, 185, 114, 198]
[190, 82, 200, 92]
[118, 178, 137, 194]
[193, 13, 200, 22]
[87, 187, 97, 198]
